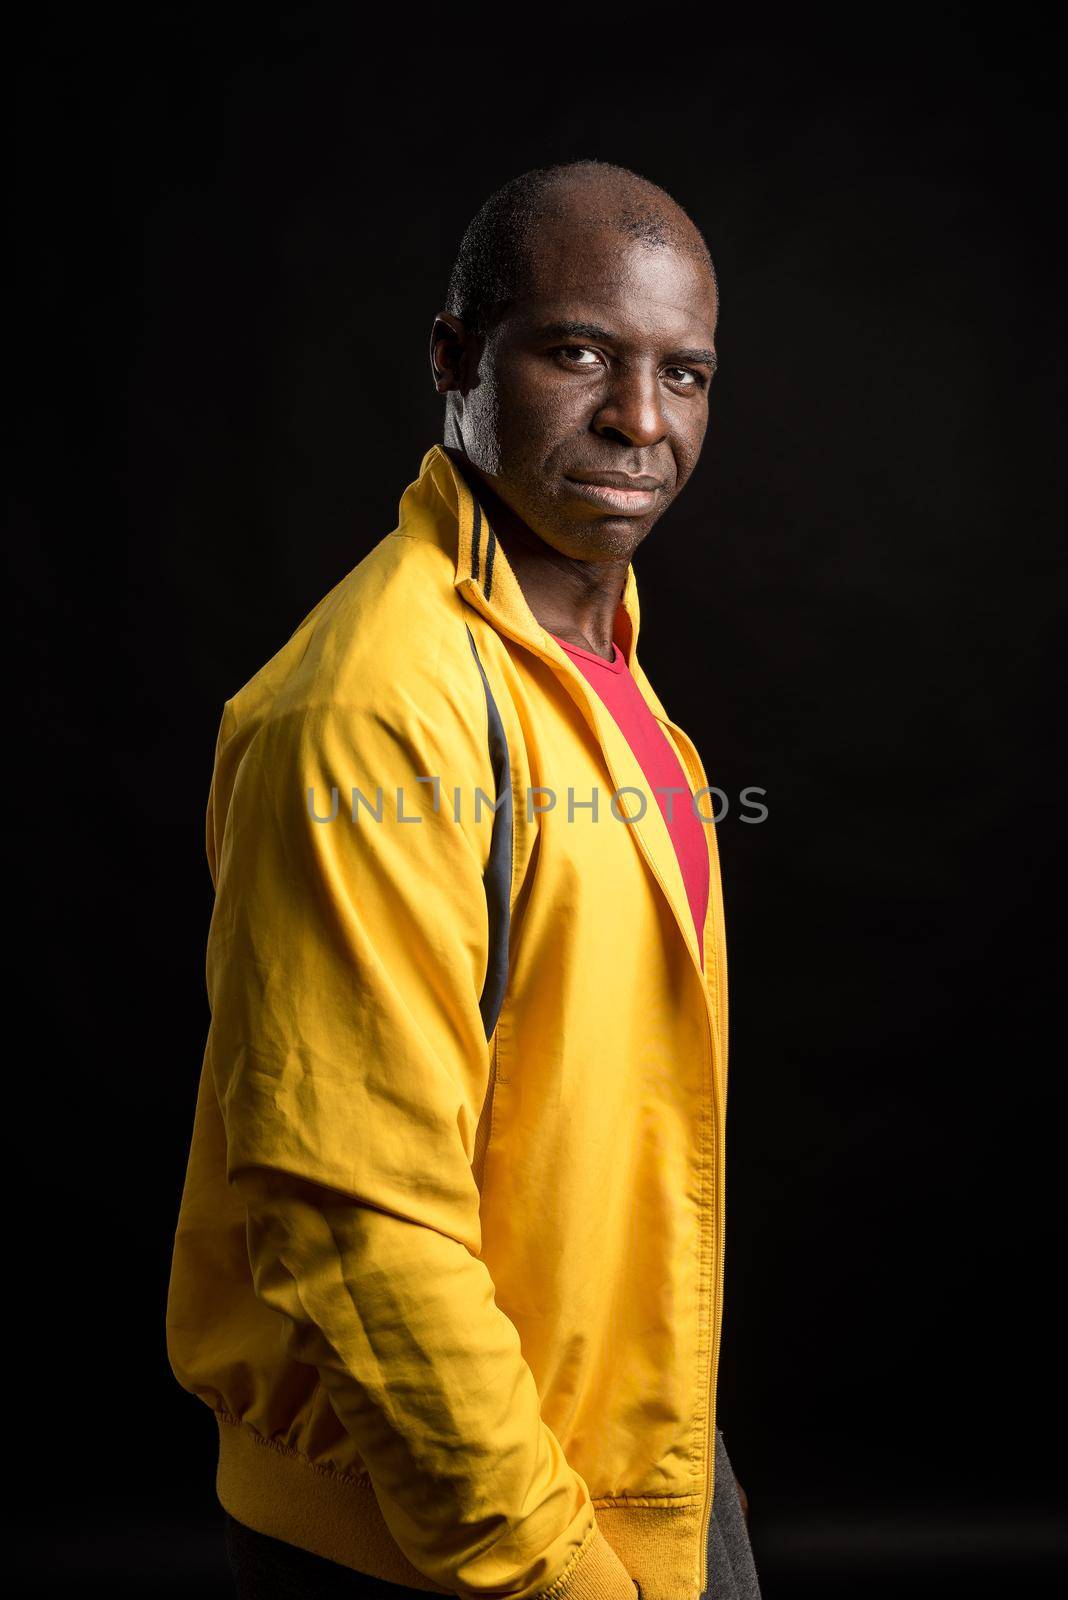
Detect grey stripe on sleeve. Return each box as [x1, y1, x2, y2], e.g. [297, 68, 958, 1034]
[465, 623, 512, 1040]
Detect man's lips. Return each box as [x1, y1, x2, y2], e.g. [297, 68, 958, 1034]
[563, 472, 664, 515]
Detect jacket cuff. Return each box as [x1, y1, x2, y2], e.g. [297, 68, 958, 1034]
[540, 1525, 639, 1600]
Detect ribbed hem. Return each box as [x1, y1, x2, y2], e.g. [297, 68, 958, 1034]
[215, 1411, 446, 1590]
[215, 1410, 700, 1600]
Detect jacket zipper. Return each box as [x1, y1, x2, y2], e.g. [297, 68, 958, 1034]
[652, 710, 727, 1597]
[697, 1006, 723, 1597]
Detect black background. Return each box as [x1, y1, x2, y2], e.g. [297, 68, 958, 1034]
[11, 10, 1067, 1597]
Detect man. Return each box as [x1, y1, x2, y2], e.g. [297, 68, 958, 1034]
[167, 158, 761, 1600]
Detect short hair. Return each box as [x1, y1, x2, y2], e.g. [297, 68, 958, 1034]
[445, 158, 717, 334]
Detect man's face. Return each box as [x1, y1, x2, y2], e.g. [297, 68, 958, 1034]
[442, 222, 718, 561]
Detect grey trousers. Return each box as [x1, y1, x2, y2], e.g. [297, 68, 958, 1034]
[225, 1430, 762, 1598]
[705, 1426, 762, 1600]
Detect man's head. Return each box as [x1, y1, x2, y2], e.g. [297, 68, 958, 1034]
[430, 159, 718, 563]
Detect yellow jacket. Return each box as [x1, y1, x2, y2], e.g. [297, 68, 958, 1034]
[166, 444, 730, 1600]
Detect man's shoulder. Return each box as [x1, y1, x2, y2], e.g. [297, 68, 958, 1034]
[220, 530, 488, 766]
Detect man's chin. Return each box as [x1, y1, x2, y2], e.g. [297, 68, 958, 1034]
[534, 512, 649, 562]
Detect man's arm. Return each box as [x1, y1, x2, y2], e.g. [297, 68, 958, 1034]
[207, 682, 638, 1600]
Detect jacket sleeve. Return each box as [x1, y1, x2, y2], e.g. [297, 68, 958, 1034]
[206, 663, 639, 1600]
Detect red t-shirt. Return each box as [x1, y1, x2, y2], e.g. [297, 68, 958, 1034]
[549, 632, 710, 949]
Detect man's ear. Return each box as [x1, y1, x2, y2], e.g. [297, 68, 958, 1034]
[429, 312, 478, 396]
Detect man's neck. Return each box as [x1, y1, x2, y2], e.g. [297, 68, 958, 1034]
[444, 448, 629, 662]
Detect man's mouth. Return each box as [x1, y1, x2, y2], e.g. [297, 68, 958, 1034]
[563, 473, 663, 515]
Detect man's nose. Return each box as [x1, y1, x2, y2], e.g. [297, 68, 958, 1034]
[591, 363, 668, 449]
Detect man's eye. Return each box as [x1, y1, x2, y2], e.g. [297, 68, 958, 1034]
[556, 346, 602, 367]
[664, 367, 703, 388]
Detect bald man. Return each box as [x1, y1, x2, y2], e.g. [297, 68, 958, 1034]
[167, 159, 762, 1600]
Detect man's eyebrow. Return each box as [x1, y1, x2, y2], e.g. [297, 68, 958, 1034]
[671, 347, 718, 370]
[534, 321, 717, 370]
[535, 320, 617, 344]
